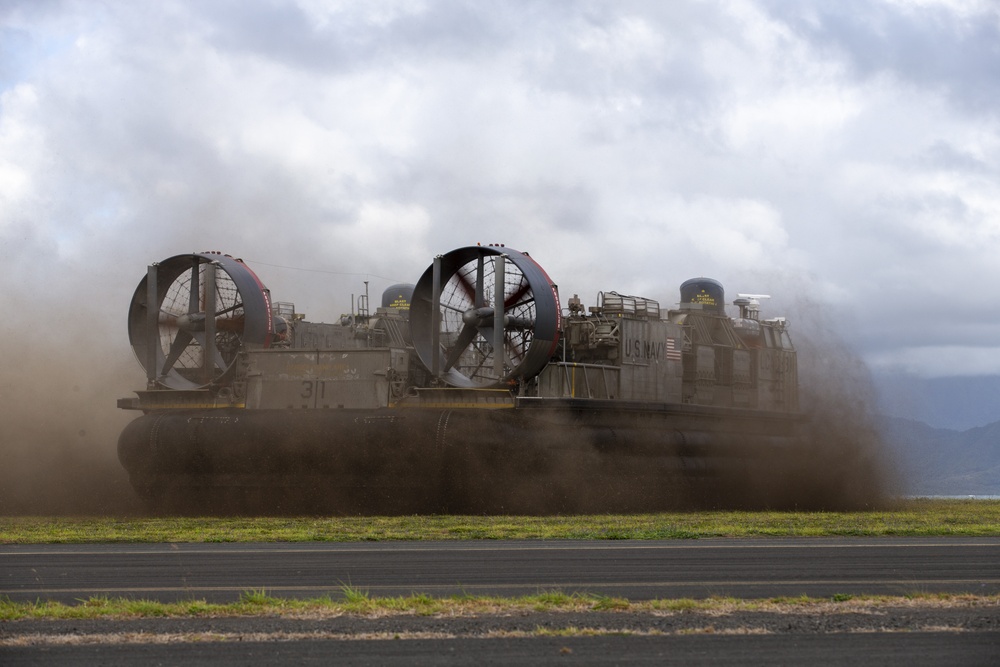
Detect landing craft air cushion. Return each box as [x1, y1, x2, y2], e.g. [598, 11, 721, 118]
[117, 245, 806, 513]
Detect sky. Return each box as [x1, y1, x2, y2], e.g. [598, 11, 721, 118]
[2, 0, 1000, 430]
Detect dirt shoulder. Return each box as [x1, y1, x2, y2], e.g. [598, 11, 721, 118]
[4, 602, 999, 645]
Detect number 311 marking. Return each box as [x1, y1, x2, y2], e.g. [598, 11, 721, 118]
[301, 380, 326, 400]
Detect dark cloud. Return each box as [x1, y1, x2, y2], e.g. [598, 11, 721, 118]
[1, 0, 998, 380]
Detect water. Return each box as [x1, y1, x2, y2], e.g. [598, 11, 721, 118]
[907, 495, 1000, 500]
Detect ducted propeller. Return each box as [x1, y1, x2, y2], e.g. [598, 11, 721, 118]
[127, 253, 273, 390]
[410, 246, 560, 388]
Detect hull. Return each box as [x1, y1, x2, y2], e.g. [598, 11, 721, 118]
[118, 246, 817, 514]
[118, 400, 804, 514]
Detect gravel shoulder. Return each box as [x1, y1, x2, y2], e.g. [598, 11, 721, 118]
[3, 604, 999, 645]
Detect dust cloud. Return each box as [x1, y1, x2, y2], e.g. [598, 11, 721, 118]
[766, 295, 902, 509]
[0, 274, 898, 517]
[0, 337, 142, 516]
[462, 290, 904, 514]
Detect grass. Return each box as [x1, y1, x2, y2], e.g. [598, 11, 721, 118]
[1, 589, 996, 622]
[1, 499, 999, 543]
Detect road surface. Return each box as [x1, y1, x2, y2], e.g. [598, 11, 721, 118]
[2, 537, 998, 664]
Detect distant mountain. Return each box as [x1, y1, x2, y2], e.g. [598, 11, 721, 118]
[872, 372, 1000, 431]
[878, 416, 1000, 495]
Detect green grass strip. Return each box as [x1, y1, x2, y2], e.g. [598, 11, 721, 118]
[2, 499, 999, 543]
[2, 590, 996, 622]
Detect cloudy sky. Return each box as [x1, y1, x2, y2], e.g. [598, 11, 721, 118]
[2, 1, 999, 412]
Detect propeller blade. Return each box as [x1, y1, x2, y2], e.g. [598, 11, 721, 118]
[468, 352, 490, 379]
[442, 323, 479, 372]
[504, 278, 531, 309]
[190, 331, 227, 372]
[160, 330, 193, 376]
[455, 269, 477, 305]
[479, 326, 514, 367]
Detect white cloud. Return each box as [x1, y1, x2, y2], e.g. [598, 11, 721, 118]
[1, 0, 999, 380]
[722, 85, 863, 153]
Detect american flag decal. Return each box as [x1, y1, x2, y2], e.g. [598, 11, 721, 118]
[666, 338, 682, 361]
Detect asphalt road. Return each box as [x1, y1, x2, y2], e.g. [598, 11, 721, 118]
[4, 633, 999, 666]
[3, 537, 1000, 603]
[3, 537, 999, 664]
